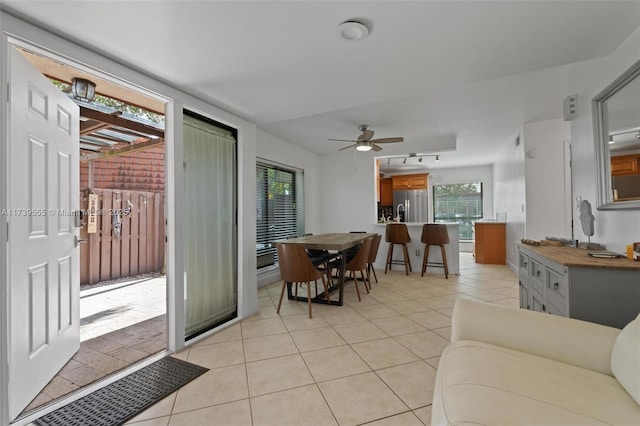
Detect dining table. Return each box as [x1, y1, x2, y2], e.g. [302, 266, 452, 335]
[276, 232, 376, 306]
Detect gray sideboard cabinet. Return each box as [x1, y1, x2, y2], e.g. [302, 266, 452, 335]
[518, 244, 640, 329]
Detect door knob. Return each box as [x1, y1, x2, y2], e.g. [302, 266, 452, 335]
[74, 235, 88, 247]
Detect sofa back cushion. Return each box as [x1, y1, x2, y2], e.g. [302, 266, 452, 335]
[611, 313, 640, 406]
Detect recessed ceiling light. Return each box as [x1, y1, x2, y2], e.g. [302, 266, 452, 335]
[336, 20, 369, 42]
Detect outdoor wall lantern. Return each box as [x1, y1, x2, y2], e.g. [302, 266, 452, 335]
[71, 77, 96, 102]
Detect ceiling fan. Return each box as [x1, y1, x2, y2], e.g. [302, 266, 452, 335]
[329, 124, 404, 152]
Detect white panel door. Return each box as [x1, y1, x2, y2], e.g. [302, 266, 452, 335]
[7, 47, 80, 420]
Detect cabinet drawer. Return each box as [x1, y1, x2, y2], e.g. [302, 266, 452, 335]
[530, 259, 545, 294]
[518, 252, 529, 276]
[546, 268, 567, 312]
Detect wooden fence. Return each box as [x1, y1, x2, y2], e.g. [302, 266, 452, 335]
[79, 189, 165, 285]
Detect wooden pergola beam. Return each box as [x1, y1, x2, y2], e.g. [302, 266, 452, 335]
[80, 106, 165, 139]
[81, 138, 165, 162]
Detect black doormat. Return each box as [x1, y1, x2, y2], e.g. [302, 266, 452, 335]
[34, 356, 208, 426]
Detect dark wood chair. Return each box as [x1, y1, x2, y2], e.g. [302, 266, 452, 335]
[276, 243, 331, 318]
[366, 233, 382, 286]
[329, 236, 373, 302]
[384, 223, 412, 275]
[421, 224, 450, 278]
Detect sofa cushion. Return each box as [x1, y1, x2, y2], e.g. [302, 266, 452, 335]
[611, 313, 640, 406]
[433, 340, 640, 426]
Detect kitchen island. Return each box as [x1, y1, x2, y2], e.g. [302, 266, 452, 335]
[373, 222, 460, 275]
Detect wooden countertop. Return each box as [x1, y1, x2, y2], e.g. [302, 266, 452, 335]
[519, 243, 640, 270]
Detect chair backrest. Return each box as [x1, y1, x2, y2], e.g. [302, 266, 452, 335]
[367, 233, 382, 263]
[346, 237, 373, 271]
[385, 223, 411, 244]
[421, 224, 449, 245]
[277, 243, 322, 282]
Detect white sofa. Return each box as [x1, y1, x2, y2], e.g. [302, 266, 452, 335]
[432, 299, 640, 425]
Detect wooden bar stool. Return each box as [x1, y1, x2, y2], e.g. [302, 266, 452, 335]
[384, 223, 412, 275]
[421, 224, 449, 278]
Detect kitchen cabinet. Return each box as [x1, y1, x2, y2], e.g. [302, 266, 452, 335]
[474, 222, 506, 264]
[392, 173, 428, 190]
[380, 178, 393, 206]
[518, 244, 640, 328]
[611, 154, 639, 176]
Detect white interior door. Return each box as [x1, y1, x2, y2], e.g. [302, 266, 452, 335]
[7, 47, 80, 420]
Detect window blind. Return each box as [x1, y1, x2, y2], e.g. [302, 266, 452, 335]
[256, 160, 304, 267]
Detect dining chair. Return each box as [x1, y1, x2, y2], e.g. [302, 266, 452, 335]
[421, 223, 450, 278]
[366, 233, 382, 285]
[329, 236, 373, 301]
[384, 223, 412, 275]
[302, 233, 339, 293]
[276, 243, 331, 318]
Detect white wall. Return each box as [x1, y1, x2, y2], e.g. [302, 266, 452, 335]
[523, 119, 571, 241]
[493, 132, 526, 271]
[567, 27, 640, 252]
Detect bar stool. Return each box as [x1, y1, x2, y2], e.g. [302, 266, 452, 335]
[421, 224, 449, 279]
[384, 223, 412, 275]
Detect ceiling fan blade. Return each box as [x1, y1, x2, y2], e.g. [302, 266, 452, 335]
[328, 138, 357, 142]
[372, 144, 383, 152]
[338, 144, 356, 151]
[371, 137, 404, 144]
[360, 129, 375, 141]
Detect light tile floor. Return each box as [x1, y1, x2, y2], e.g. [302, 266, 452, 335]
[124, 253, 518, 426]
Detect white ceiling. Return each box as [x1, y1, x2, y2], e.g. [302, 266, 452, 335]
[3, 1, 640, 172]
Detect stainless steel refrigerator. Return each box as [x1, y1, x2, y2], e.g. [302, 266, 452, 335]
[393, 190, 429, 222]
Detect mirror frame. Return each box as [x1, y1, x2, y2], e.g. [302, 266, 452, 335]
[593, 58, 640, 210]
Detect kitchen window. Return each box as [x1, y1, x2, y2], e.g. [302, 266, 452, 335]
[256, 160, 305, 269]
[433, 182, 483, 241]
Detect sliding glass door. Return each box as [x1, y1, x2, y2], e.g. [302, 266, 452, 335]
[183, 111, 237, 339]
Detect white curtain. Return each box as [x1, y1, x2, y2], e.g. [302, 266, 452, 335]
[183, 114, 237, 337]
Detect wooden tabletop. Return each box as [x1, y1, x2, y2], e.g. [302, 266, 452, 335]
[277, 233, 376, 251]
[519, 243, 640, 270]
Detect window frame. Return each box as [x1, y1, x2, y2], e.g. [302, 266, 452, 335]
[432, 182, 483, 241]
[256, 159, 305, 269]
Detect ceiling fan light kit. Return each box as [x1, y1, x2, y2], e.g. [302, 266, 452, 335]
[356, 141, 372, 151]
[329, 124, 404, 152]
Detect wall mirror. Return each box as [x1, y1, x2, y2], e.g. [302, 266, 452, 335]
[593, 58, 640, 210]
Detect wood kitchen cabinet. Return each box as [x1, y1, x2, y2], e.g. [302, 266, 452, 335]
[474, 222, 506, 264]
[611, 154, 640, 176]
[392, 173, 428, 190]
[380, 178, 393, 206]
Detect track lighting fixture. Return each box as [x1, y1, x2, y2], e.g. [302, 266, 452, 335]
[383, 153, 442, 165]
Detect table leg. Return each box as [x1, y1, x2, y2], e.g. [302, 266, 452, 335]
[337, 250, 346, 305]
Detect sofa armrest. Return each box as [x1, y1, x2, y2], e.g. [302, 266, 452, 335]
[451, 299, 620, 376]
